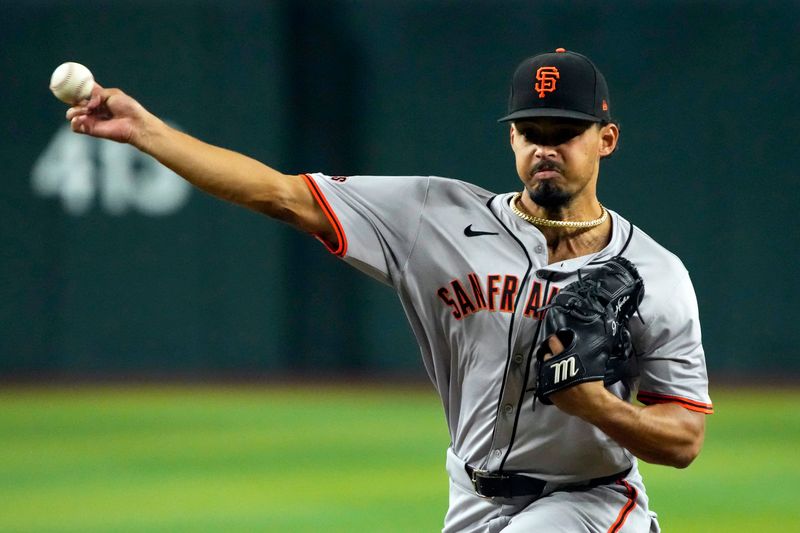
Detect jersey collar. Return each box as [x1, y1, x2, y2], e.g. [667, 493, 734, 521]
[497, 193, 630, 274]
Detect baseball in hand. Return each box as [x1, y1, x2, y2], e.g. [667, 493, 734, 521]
[49, 62, 95, 104]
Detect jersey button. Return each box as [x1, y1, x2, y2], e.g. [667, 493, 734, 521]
[535, 244, 544, 254]
[503, 404, 514, 414]
[513, 353, 524, 364]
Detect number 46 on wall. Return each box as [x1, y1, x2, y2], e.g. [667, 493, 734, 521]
[31, 123, 191, 217]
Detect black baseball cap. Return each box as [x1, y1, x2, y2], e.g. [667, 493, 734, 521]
[498, 48, 611, 123]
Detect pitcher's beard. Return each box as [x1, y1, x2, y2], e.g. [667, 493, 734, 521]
[527, 182, 571, 208]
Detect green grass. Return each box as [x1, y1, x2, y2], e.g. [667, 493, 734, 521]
[0, 386, 798, 532]
[640, 389, 800, 531]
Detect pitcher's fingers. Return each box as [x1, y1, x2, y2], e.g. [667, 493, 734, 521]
[542, 334, 565, 362]
[70, 115, 88, 133]
[86, 82, 105, 110]
[548, 334, 565, 355]
[67, 82, 104, 118]
[66, 105, 89, 120]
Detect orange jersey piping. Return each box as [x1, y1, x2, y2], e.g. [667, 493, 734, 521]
[637, 390, 714, 414]
[300, 173, 348, 257]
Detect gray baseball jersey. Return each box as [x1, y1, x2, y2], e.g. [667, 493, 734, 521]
[303, 172, 712, 531]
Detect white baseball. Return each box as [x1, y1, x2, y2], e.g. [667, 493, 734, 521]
[49, 62, 95, 105]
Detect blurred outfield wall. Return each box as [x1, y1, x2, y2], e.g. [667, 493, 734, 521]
[1, 0, 798, 380]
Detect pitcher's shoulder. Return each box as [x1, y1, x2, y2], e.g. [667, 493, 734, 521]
[621, 221, 692, 286]
[426, 176, 497, 203]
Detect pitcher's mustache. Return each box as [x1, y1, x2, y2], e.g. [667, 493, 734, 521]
[529, 161, 563, 176]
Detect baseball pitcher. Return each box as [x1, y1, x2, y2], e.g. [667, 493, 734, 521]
[66, 48, 712, 532]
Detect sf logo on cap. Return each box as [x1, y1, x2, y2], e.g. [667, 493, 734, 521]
[535, 66, 560, 98]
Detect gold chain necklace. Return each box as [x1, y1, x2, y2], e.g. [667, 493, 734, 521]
[510, 192, 608, 229]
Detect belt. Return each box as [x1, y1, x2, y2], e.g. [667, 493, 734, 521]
[465, 464, 631, 499]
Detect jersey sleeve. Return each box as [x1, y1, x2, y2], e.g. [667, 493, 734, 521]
[302, 173, 430, 285]
[633, 268, 714, 414]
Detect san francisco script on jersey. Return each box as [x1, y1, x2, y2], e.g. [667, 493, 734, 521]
[436, 273, 559, 320]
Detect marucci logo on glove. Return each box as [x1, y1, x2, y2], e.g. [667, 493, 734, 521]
[552, 356, 579, 384]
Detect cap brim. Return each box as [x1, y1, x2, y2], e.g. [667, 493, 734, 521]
[497, 108, 603, 123]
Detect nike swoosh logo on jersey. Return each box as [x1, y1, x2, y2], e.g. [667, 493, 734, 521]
[464, 224, 499, 237]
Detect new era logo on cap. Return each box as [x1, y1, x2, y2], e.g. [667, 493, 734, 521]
[499, 48, 611, 123]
